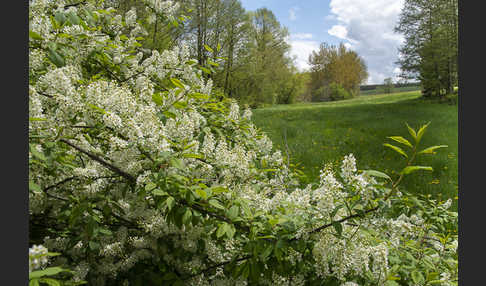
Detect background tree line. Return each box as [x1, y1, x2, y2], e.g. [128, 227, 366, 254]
[395, 0, 458, 98]
[110, 0, 370, 106]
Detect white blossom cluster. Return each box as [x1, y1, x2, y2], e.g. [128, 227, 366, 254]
[29, 244, 49, 273]
[145, 0, 180, 16]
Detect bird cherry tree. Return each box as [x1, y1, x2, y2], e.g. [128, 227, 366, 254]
[29, 0, 457, 285]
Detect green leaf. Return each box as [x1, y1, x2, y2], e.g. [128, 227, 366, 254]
[209, 199, 225, 210]
[54, 12, 67, 25]
[152, 92, 164, 106]
[170, 158, 184, 169]
[39, 278, 61, 286]
[30, 145, 47, 161]
[217, 43, 222, 52]
[173, 101, 187, 109]
[405, 123, 417, 141]
[47, 47, 65, 68]
[411, 270, 425, 284]
[188, 92, 209, 100]
[418, 145, 448, 155]
[401, 166, 433, 175]
[145, 182, 157, 191]
[182, 209, 192, 225]
[29, 117, 47, 122]
[416, 122, 430, 143]
[331, 205, 344, 219]
[29, 267, 67, 279]
[166, 196, 175, 211]
[207, 60, 219, 67]
[89, 241, 100, 251]
[182, 153, 204, 159]
[98, 228, 112, 235]
[257, 235, 276, 239]
[216, 223, 227, 238]
[195, 189, 207, 199]
[162, 272, 178, 281]
[29, 181, 42, 193]
[227, 205, 239, 220]
[67, 12, 81, 25]
[29, 30, 43, 41]
[49, 15, 60, 30]
[226, 224, 236, 239]
[383, 143, 408, 158]
[204, 44, 214, 53]
[332, 221, 343, 237]
[200, 67, 211, 74]
[87, 103, 107, 114]
[152, 189, 167, 196]
[384, 281, 400, 286]
[387, 136, 413, 148]
[163, 111, 177, 119]
[29, 279, 40, 286]
[239, 261, 250, 279]
[211, 186, 228, 195]
[362, 170, 391, 181]
[170, 78, 185, 89]
[260, 244, 273, 261]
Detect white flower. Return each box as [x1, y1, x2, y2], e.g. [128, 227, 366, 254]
[125, 8, 137, 27]
[341, 282, 360, 286]
[29, 244, 49, 272]
[442, 198, 452, 210]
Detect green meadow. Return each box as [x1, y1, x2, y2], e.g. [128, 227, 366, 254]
[252, 91, 458, 208]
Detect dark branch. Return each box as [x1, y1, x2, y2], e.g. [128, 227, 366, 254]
[60, 139, 136, 184]
[184, 255, 252, 280]
[43, 176, 77, 192]
[38, 92, 54, 98]
[64, 1, 87, 9]
[120, 70, 145, 83]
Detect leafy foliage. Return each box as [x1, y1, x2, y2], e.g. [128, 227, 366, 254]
[395, 0, 458, 97]
[308, 43, 368, 102]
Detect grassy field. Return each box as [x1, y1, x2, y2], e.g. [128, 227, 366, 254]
[252, 91, 458, 208]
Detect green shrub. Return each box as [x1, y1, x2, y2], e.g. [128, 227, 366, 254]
[445, 93, 458, 105]
[329, 82, 351, 101]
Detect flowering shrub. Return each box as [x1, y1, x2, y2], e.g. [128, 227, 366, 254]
[29, 1, 457, 285]
[29, 244, 82, 285]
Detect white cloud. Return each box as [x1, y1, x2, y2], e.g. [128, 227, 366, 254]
[343, 42, 353, 50]
[328, 0, 405, 84]
[291, 33, 313, 40]
[328, 25, 348, 40]
[289, 6, 299, 21]
[287, 35, 320, 71]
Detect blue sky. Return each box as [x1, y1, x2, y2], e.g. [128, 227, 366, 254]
[240, 0, 405, 84]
